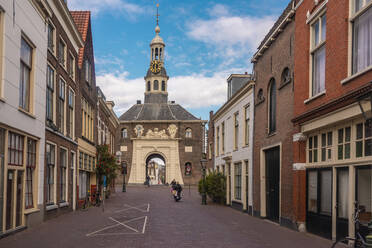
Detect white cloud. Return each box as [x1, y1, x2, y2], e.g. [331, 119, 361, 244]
[186, 10, 275, 66]
[208, 4, 230, 17]
[96, 69, 236, 116]
[68, 0, 145, 18]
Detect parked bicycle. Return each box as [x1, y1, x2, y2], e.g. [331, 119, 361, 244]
[331, 202, 370, 248]
[81, 190, 91, 211]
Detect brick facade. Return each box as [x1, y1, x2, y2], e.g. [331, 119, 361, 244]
[252, 2, 296, 229]
[44, 4, 82, 220]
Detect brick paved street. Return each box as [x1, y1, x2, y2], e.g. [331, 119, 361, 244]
[0, 186, 333, 248]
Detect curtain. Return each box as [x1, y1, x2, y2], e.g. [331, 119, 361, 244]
[313, 46, 325, 96]
[354, 7, 372, 73]
[338, 170, 349, 219]
[320, 170, 332, 215]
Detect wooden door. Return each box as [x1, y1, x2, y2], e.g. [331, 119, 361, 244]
[265, 147, 280, 222]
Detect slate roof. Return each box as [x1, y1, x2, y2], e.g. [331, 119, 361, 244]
[119, 103, 199, 121]
[70, 11, 90, 67]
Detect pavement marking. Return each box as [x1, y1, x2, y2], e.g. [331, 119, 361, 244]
[142, 216, 148, 234]
[115, 203, 150, 213]
[109, 217, 139, 233]
[86, 216, 148, 237]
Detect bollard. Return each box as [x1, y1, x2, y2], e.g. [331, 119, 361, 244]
[366, 235, 372, 247]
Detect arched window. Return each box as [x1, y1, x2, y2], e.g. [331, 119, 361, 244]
[154, 80, 159, 90]
[185, 162, 192, 176]
[257, 88, 264, 102]
[281, 67, 291, 85]
[152, 48, 154, 60]
[121, 128, 128, 138]
[147, 81, 151, 91]
[161, 81, 166, 91]
[268, 79, 276, 134]
[185, 128, 192, 138]
[160, 48, 162, 61]
[155, 48, 158, 60]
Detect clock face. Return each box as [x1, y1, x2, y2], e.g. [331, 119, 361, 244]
[150, 60, 162, 74]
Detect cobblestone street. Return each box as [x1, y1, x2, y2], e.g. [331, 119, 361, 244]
[0, 186, 333, 248]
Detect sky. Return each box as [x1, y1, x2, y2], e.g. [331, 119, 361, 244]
[68, 0, 290, 121]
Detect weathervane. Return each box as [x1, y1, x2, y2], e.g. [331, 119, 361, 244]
[156, 3, 160, 25]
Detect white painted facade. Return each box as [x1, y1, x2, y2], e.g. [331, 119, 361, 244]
[214, 81, 254, 211]
[0, 0, 48, 232]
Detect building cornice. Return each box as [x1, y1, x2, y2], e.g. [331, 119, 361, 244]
[213, 81, 255, 121]
[49, 0, 84, 53]
[292, 82, 372, 125]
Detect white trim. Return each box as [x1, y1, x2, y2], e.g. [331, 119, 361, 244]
[341, 65, 372, 85]
[304, 90, 326, 104]
[306, 0, 328, 24]
[293, 163, 306, 170]
[293, 133, 307, 142]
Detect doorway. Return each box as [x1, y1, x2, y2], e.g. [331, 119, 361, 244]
[265, 147, 280, 222]
[146, 154, 166, 185]
[306, 168, 332, 239]
[336, 168, 349, 240]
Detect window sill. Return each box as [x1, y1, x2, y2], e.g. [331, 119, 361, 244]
[46, 204, 58, 211]
[267, 132, 276, 138]
[24, 208, 40, 215]
[18, 107, 36, 119]
[304, 91, 326, 104]
[341, 65, 372, 85]
[59, 202, 69, 208]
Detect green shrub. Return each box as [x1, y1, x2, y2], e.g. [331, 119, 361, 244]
[198, 172, 226, 204]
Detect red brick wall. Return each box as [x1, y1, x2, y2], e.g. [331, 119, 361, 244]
[294, 0, 372, 119]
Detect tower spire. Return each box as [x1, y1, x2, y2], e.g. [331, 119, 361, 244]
[156, 3, 160, 26]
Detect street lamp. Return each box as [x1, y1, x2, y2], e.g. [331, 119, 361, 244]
[122, 162, 127, 192]
[200, 153, 207, 205]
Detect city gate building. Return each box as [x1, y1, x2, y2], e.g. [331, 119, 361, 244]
[116, 15, 206, 186]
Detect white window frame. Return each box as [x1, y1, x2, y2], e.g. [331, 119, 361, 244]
[47, 21, 56, 55]
[309, 11, 327, 97]
[19, 36, 34, 113]
[68, 87, 75, 139]
[58, 37, 67, 68]
[68, 52, 75, 81]
[349, 0, 372, 75]
[59, 147, 68, 203]
[46, 142, 57, 205]
[58, 77, 66, 135]
[46, 64, 56, 123]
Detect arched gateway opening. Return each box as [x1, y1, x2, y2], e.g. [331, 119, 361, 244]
[146, 153, 166, 185]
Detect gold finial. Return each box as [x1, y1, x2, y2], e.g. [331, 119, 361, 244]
[156, 3, 160, 26]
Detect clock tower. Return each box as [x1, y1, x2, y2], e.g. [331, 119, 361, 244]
[144, 4, 169, 104]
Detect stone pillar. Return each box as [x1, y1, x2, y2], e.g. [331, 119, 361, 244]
[292, 132, 307, 232]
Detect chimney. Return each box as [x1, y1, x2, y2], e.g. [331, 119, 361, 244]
[137, 100, 141, 104]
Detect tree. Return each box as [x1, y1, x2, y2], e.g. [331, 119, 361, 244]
[96, 145, 119, 196]
[198, 172, 226, 204]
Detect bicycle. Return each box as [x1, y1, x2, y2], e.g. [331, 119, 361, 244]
[331, 202, 370, 248]
[81, 191, 91, 211]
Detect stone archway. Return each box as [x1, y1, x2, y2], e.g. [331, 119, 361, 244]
[145, 153, 166, 185]
[128, 139, 184, 185]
